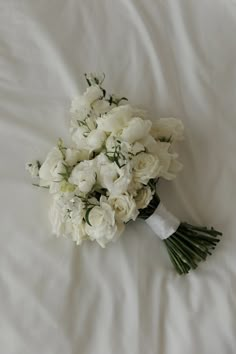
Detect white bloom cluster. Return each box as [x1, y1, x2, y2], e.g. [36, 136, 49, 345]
[26, 74, 184, 247]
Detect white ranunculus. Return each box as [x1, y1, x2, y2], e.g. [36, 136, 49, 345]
[97, 104, 146, 133]
[127, 179, 142, 196]
[69, 160, 97, 193]
[132, 152, 161, 184]
[135, 186, 154, 209]
[120, 117, 152, 144]
[39, 147, 65, 183]
[96, 154, 132, 196]
[151, 118, 184, 142]
[26, 160, 40, 178]
[108, 193, 139, 223]
[85, 196, 124, 247]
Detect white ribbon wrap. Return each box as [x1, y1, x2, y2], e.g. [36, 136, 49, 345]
[145, 203, 180, 240]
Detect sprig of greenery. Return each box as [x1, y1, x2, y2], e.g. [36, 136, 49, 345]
[84, 73, 128, 105]
[105, 140, 127, 168]
[28, 160, 41, 170]
[84, 207, 93, 226]
[57, 138, 67, 159]
[32, 183, 49, 189]
[84, 73, 105, 87]
[58, 163, 73, 182]
[106, 95, 128, 106]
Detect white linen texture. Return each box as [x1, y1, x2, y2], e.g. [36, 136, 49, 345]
[1, 1, 235, 354]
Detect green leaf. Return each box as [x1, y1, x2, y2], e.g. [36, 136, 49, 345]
[84, 73, 91, 86]
[36, 160, 41, 169]
[85, 207, 94, 226]
[32, 183, 49, 189]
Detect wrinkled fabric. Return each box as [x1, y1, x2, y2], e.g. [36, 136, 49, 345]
[0, 1, 236, 353]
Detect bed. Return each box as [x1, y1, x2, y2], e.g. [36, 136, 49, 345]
[0, 1, 236, 353]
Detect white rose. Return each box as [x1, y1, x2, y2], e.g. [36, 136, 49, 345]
[127, 179, 142, 196]
[69, 160, 97, 193]
[85, 196, 124, 247]
[39, 147, 65, 183]
[135, 186, 154, 209]
[26, 160, 40, 178]
[132, 152, 161, 184]
[96, 154, 132, 196]
[108, 193, 139, 223]
[97, 104, 146, 133]
[151, 118, 184, 142]
[120, 117, 152, 144]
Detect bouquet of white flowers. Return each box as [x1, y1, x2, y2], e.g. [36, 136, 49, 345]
[26, 73, 222, 274]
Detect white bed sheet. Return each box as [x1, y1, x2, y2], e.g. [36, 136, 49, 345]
[0, 1, 236, 353]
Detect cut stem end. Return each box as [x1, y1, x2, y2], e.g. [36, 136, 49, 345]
[164, 222, 222, 275]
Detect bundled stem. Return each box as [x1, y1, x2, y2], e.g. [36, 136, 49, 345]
[164, 223, 222, 274]
[139, 193, 222, 274]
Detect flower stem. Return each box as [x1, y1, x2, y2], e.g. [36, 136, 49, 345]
[164, 223, 222, 274]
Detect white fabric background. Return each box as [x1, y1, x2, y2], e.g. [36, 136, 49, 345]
[0, 1, 236, 353]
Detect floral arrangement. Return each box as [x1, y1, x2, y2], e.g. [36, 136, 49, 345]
[26, 73, 222, 274]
